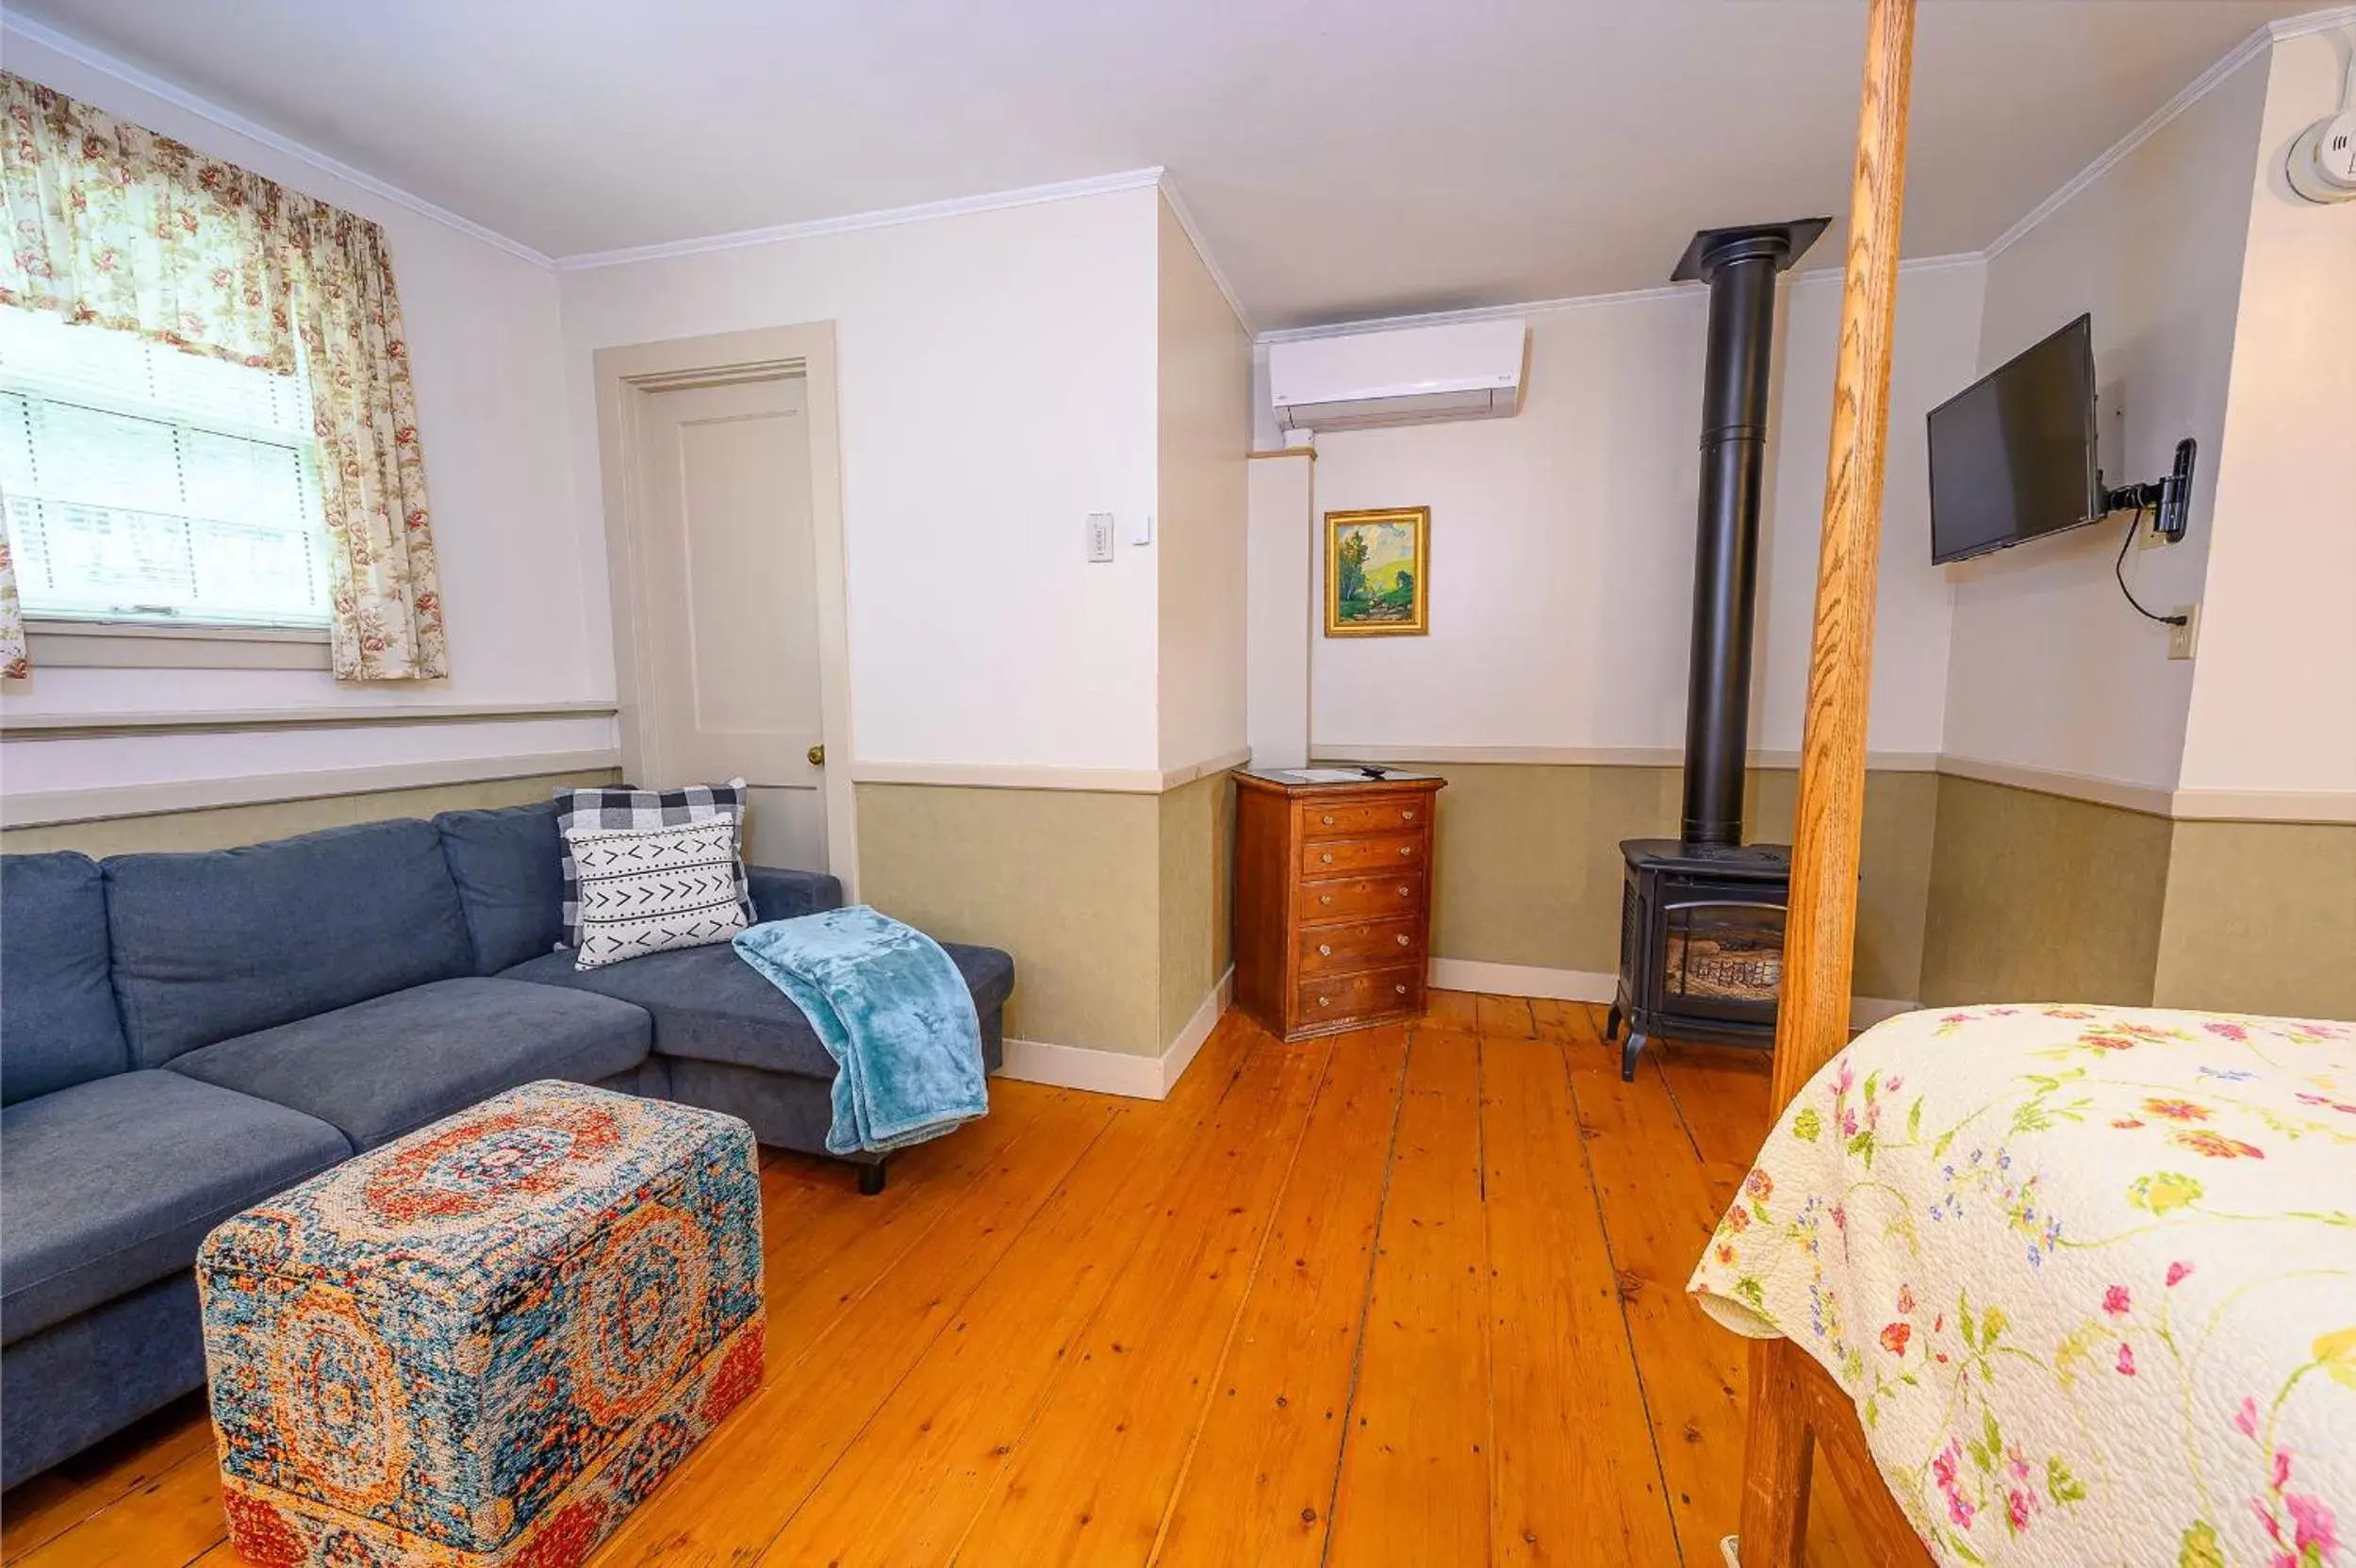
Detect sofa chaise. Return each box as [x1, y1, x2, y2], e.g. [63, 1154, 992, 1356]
[0, 801, 1012, 1487]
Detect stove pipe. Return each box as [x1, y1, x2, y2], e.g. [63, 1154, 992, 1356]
[1670, 219, 1828, 847]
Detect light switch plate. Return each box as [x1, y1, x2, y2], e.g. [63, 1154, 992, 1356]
[2167, 604, 2198, 661]
[1129, 512, 1154, 547]
[1086, 512, 1115, 563]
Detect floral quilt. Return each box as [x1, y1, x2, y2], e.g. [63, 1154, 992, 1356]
[1688, 1005, 2355, 1568]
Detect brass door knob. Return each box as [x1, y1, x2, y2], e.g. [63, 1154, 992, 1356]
[806, 744, 826, 767]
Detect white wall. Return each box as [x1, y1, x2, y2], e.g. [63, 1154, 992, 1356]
[2179, 28, 2356, 798]
[558, 186, 1163, 774]
[1154, 197, 1251, 772]
[1941, 51, 2271, 792]
[1758, 262, 1983, 759]
[0, 31, 607, 799]
[1245, 454, 1315, 769]
[1301, 261, 1981, 759]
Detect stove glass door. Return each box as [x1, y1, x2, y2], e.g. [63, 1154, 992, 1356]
[1656, 892, 1785, 1024]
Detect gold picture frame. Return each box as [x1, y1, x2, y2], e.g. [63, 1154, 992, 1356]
[1325, 506, 1429, 636]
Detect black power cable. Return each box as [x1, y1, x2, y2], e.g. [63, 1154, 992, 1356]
[2114, 503, 2187, 626]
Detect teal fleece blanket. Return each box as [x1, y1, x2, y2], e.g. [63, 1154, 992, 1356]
[733, 906, 988, 1155]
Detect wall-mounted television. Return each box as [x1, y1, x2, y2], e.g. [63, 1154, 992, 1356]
[1926, 313, 2100, 564]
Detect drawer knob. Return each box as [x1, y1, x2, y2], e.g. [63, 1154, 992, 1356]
[1402, 809, 1415, 821]
[1395, 933, 1410, 946]
[1316, 995, 1330, 1007]
[1394, 982, 1409, 995]
[1397, 884, 1411, 897]
[1317, 943, 1332, 956]
[1397, 846, 1413, 858]
[1321, 813, 1335, 825]
[1320, 852, 1334, 865]
[1319, 893, 1333, 905]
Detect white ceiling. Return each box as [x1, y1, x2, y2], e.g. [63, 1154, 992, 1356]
[8, 0, 2329, 330]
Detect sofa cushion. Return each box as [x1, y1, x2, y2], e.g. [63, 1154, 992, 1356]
[0, 852, 128, 1105]
[434, 801, 567, 973]
[0, 1071, 350, 1346]
[747, 865, 845, 923]
[503, 939, 1014, 1081]
[165, 977, 651, 1150]
[105, 818, 477, 1066]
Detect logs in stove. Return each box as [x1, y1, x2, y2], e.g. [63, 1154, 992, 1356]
[1606, 219, 1826, 1081]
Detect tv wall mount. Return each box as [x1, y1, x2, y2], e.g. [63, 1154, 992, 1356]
[2098, 437, 2197, 544]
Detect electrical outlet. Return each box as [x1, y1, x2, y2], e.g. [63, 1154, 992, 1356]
[2167, 604, 2199, 661]
[1085, 512, 1115, 563]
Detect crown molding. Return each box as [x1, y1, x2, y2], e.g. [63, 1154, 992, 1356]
[1981, 8, 2355, 263]
[0, 15, 556, 269]
[1255, 252, 1984, 346]
[1154, 173, 1254, 338]
[2266, 4, 2356, 45]
[555, 167, 1170, 272]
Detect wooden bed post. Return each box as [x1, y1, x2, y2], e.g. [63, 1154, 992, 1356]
[1736, 0, 1917, 1562]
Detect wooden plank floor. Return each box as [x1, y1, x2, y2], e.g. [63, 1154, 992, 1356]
[2, 995, 1872, 1567]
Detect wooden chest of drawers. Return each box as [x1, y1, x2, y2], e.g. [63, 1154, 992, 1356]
[1232, 767, 1445, 1042]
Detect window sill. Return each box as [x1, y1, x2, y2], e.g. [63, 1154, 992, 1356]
[23, 619, 332, 670]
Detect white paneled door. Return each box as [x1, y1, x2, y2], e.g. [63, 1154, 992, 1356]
[630, 373, 827, 872]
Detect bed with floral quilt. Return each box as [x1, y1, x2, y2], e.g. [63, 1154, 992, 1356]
[1688, 1004, 2354, 1567]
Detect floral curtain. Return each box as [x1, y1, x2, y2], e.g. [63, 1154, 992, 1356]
[0, 483, 24, 680]
[0, 72, 447, 680]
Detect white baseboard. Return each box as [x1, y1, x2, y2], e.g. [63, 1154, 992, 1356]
[998, 967, 1234, 1102]
[1427, 957, 1616, 1002]
[1428, 956, 1916, 1032]
[1159, 966, 1233, 1093]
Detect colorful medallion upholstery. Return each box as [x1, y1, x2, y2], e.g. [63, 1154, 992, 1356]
[197, 1081, 765, 1568]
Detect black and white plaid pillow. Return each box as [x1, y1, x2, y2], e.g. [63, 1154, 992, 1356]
[554, 777, 751, 948]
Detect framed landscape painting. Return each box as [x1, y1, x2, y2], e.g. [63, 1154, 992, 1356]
[1325, 506, 1429, 636]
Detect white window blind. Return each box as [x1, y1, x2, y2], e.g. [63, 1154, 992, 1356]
[0, 305, 330, 628]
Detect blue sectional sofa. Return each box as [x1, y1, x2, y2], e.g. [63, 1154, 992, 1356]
[0, 801, 1012, 1487]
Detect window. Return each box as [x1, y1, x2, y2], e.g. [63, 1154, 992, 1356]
[0, 305, 330, 629]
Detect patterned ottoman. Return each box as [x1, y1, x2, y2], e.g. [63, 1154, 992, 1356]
[197, 1080, 766, 1568]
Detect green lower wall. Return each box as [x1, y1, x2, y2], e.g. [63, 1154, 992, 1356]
[1156, 770, 1235, 1047]
[1916, 775, 2354, 1018]
[856, 783, 1162, 1055]
[1405, 762, 2350, 1021]
[2154, 818, 2356, 1018]
[0, 769, 623, 856]
[1916, 775, 2174, 1006]
[1406, 763, 1936, 1001]
[855, 776, 1235, 1059]
[13, 760, 2339, 1067]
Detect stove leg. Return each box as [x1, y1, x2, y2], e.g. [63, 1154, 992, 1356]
[1605, 1003, 1623, 1042]
[1621, 1031, 1649, 1082]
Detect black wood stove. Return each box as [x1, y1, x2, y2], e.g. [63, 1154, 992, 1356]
[1606, 219, 1826, 1081]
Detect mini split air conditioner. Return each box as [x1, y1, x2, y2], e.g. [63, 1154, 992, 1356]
[1269, 318, 1526, 433]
